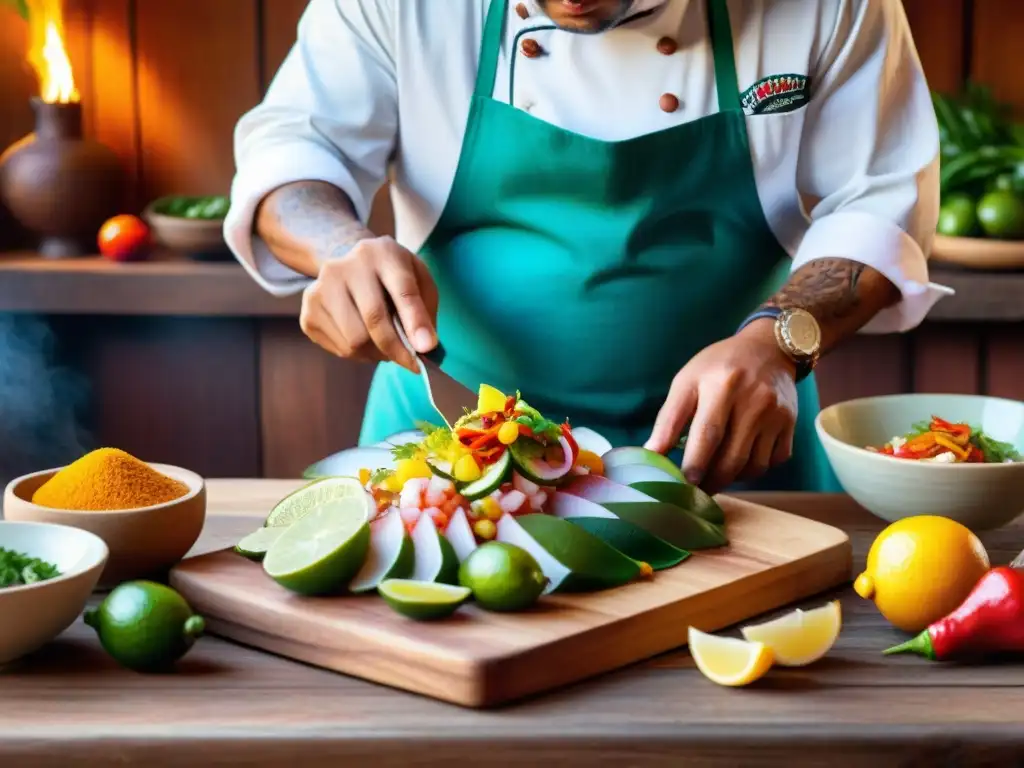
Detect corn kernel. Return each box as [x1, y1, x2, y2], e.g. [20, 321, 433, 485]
[473, 518, 497, 540]
[481, 496, 503, 521]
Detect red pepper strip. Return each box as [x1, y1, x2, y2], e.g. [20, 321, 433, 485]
[457, 427, 487, 439]
[517, 424, 535, 438]
[967, 445, 986, 463]
[468, 431, 500, 451]
[560, 422, 580, 462]
[930, 415, 971, 436]
[883, 567, 1024, 660]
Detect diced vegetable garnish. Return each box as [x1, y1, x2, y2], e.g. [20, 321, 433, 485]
[867, 415, 1021, 464]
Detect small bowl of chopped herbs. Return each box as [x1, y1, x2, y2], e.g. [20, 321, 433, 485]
[142, 194, 231, 260]
[816, 393, 1024, 531]
[0, 521, 108, 664]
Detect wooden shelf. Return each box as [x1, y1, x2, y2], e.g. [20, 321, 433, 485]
[0, 252, 1021, 321]
[0, 252, 301, 317]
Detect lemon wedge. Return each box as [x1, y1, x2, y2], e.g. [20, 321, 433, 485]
[687, 627, 774, 687]
[740, 600, 842, 667]
[477, 383, 508, 415]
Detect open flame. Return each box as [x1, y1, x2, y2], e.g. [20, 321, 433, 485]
[26, 0, 80, 104]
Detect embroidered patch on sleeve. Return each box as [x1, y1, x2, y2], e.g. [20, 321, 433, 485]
[740, 74, 810, 116]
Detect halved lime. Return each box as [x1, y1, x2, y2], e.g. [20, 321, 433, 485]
[379, 578, 471, 620]
[263, 498, 372, 595]
[235, 526, 287, 560]
[264, 476, 373, 528]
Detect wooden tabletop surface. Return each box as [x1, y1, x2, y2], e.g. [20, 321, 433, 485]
[5, 482, 1024, 767]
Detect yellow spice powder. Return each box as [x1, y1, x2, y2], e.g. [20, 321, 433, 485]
[31, 447, 190, 511]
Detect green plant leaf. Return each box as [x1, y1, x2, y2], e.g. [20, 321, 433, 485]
[1, 0, 29, 20]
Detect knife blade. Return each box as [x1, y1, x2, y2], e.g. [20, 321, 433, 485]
[392, 315, 476, 430]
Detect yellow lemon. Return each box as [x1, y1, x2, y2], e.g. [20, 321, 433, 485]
[740, 600, 841, 667]
[854, 515, 989, 633]
[687, 627, 774, 687]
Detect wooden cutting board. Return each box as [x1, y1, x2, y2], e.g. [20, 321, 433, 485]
[169, 494, 851, 708]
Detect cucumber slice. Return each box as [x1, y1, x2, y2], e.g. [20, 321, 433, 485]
[426, 457, 455, 481]
[509, 436, 574, 485]
[458, 449, 512, 500]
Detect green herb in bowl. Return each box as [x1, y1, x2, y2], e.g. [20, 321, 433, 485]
[0, 547, 61, 588]
[151, 195, 230, 221]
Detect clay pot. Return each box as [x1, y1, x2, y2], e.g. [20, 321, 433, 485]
[0, 99, 125, 258]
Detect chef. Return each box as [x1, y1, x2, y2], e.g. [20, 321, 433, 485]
[225, 0, 951, 494]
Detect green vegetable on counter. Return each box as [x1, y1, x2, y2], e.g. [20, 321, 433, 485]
[0, 547, 61, 588]
[151, 195, 230, 221]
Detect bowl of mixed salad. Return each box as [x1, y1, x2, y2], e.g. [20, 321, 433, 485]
[816, 393, 1024, 530]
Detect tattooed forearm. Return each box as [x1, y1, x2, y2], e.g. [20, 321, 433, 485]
[763, 257, 901, 352]
[254, 181, 373, 278]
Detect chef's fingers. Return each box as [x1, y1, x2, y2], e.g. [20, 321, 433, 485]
[348, 268, 418, 372]
[319, 285, 385, 363]
[738, 419, 784, 482]
[378, 242, 437, 354]
[702, 404, 764, 494]
[681, 378, 734, 487]
[644, 374, 697, 455]
[771, 418, 796, 467]
[411, 254, 440, 325]
[299, 289, 348, 358]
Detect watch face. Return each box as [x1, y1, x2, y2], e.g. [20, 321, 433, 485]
[785, 310, 821, 356]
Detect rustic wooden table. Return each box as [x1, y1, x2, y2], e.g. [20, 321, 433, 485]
[4, 482, 1024, 767]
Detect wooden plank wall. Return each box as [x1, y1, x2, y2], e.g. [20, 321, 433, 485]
[0, 0, 1021, 478]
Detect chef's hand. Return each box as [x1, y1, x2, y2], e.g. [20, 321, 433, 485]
[645, 320, 799, 494]
[299, 235, 440, 373]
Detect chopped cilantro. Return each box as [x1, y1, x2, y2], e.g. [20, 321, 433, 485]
[369, 467, 393, 485]
[969, 429, 1022, 463]
[390, 442, 421, 461]
[0, 548, 61, 589]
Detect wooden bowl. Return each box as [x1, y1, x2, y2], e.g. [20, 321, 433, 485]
[142, 203, 229, 258]
[0, 520, 108, 664]
[931, 234, 1024, 270]
[3, 463, 206, 589]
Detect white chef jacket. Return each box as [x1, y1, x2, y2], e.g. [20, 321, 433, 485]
[225, 0, 952, 333]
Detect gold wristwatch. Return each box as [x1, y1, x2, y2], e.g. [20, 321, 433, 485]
[737, 307, 821, 382]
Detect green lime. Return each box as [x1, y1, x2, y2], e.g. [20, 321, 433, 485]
[977, 190, 1024, 239]
[458, 541, 548, 612]
[379, 578, 471, 620]
[235, 526, 286, 560]
[937, 193, 978, 237]
[264, 476, 373, 528]
[83, 581, 205, 672]
[262, 498, 372, 595]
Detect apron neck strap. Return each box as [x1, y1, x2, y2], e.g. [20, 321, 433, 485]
[705, 0, 742, 113]
[475, 0, 507, 99]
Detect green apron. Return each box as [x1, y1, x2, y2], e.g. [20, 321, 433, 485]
[360, 0, 840, 493]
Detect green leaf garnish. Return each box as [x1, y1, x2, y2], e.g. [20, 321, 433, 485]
[0, 547, 60, 589]
[369, 467, 393, 485]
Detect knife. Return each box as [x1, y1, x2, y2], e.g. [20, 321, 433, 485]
[391, 315, 476, 430]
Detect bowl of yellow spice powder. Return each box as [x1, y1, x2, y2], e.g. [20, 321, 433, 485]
[3, 448, 205, 588]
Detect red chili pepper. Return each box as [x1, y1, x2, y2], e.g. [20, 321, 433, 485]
[560, 422, 579, 462]
[883, 567, 1024, 660]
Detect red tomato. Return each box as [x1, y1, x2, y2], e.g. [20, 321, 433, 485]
[98, 215, 151, 261]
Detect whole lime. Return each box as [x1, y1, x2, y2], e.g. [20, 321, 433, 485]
[458, 541, 548, 612]
[83, 580, 205, 672]
[976, 190, 1024, 239]
[936, 193, 978, 237]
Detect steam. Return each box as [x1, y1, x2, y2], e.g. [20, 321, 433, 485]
[0, 313, 93, 495]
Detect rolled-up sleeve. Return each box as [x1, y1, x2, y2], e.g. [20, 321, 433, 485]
[793, 0, 953, 333]
[224, 0, 397, 296]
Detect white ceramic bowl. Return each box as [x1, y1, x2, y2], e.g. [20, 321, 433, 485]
[816, 393, 1024, 531]
[3, 463, 206, 588]
[0, 521, 108, 664]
